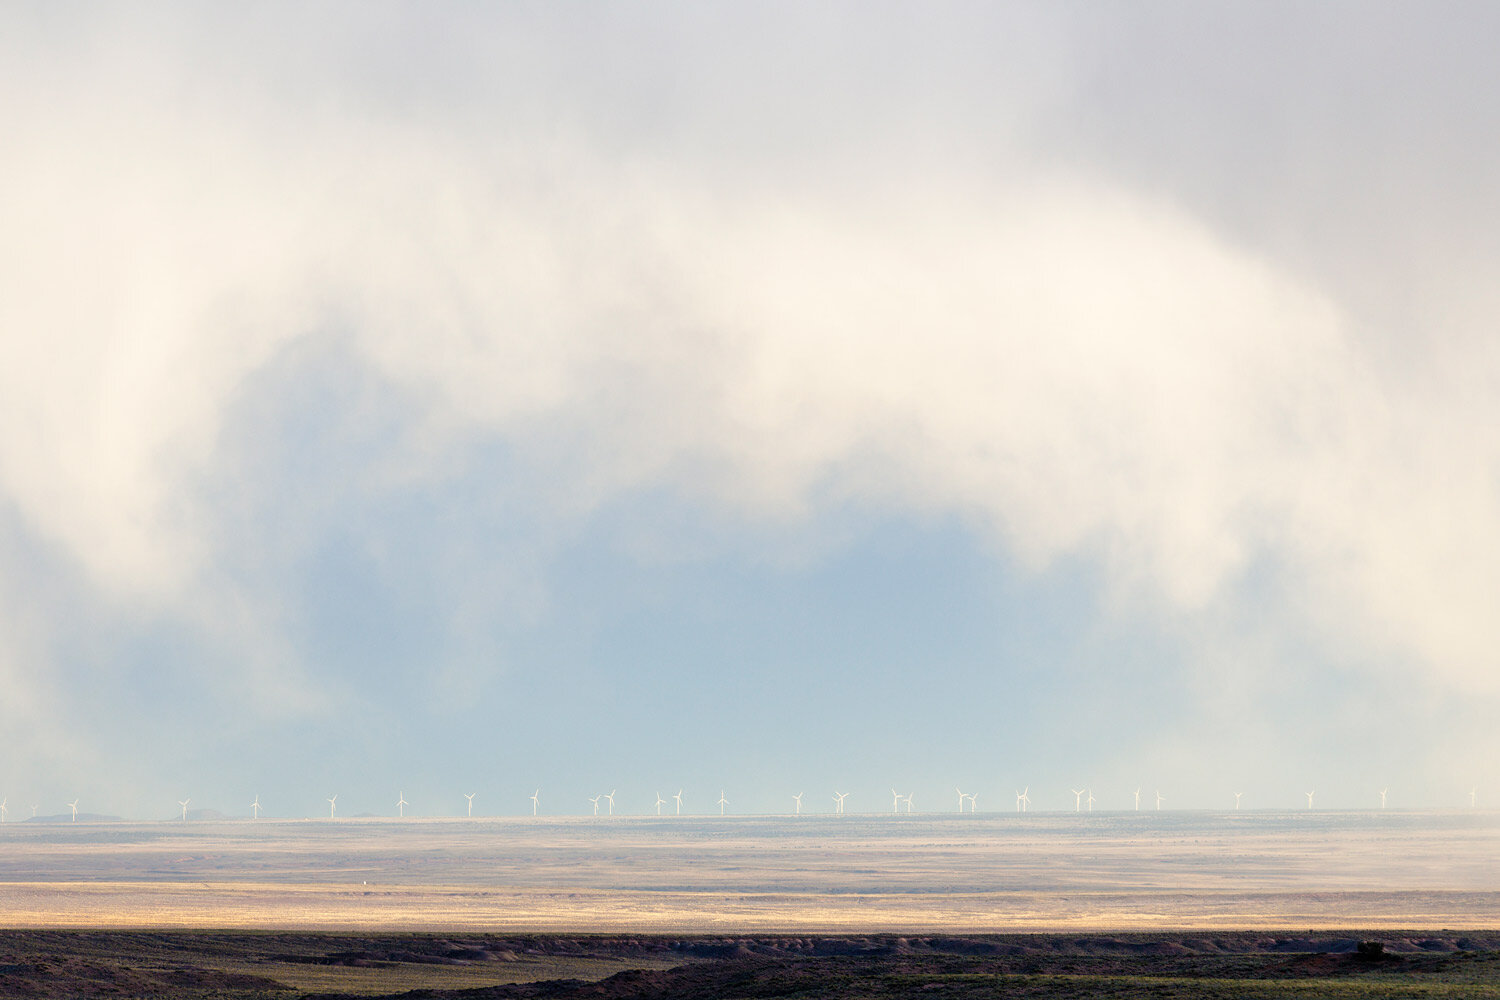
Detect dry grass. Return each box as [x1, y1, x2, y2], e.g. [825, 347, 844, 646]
[211, 952, 680, 994]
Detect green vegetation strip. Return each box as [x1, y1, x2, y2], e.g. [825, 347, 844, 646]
[891, 973, 1500, 999]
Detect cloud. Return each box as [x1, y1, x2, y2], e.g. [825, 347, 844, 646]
[1, 5, 1497, 800]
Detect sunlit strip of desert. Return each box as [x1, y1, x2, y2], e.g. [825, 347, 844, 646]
[1, 811, 1495, 931]
[4, 881, 1500, 932]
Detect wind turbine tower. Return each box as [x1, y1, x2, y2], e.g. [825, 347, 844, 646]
[605, 790, 616, 816]
[1471, 787, 1478, 808]
[68, 799, 79, 822]
[397, 793, 407, 818]
[465, 792, 476, 818]
[1086, 790, 1095, 812]
[327, 794, 338, 819]
[1155, 790, 1165, 811]
[1234, 791, 1243, 810]
[588, 794, 601, 816]
[792, 792, 804, 815]
[178, 798, 191, 821]
[833, 791, 849, 815]
[718, 790, 728, 815]
[530, 789, 539, 816]
[1305, 790, 1315, 809]
[1, 799, 7, 823]
[1134, 787, 1141, 811]
[956, 788, 966, 813]
[891, 788, 902, 814]
[1015, 787, 1030, 813]
[655, 792, 666, 816]
[1071, 788, 1085, 812]
[673, 789, 683, 815]
[1379, 787, 1388, 809]
[252, 795, 261, 819]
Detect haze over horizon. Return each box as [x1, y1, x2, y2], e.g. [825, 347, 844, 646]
[3, 3, 1498, 820]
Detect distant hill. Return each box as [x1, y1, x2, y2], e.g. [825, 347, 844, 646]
[167, 808, 233, 822]
[22, 813, 124, 823]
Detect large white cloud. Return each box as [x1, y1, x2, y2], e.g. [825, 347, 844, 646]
[2, 4, 1497, 789]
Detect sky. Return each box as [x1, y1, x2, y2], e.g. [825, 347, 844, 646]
[2, 2, 1498, 820]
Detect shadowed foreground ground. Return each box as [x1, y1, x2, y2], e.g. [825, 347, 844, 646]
[2, 932, 1500, 999]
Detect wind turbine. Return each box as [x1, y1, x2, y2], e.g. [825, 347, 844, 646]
[327, 794, 338, 819]
[464, 792, 476, 818]
[1305, 790, 1315, 809]
[833, 791, 849, 815]
[792, 792, 804, 816]
[717, 790, 728, 815]
[396, 793, 407, 818]
[68, 799, 79, 822]
[252, 795, 261, 820]
[903, 794, 914, 814]
[1155, 790, 1165, 811]
[1379, 787, 1388, 809]
[969, 792, 979, 812]
[1, 798, 6, 823]
[891, 788, 902, 814]
[30, 805, 37, 818]
[530, 789, 539, 816]
[1234, 791, 1243, 810]
[1134, 787, 1141, 811]
[956, 788, 966, 813]
[1071, 788, 1085, 812]
[1015, 787, 1029, 812]
[605, 790, 616, 816]
[178, 798, 191, 821]
[1086, 790, 1096, 812]
[588, 794, 601, 816]
[654, 792, 666, 816]
[673, 789, 683, 815]
[1471, 787, 1478, 808]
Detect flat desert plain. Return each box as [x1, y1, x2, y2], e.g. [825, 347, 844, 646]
[0, 811, 1495, 931]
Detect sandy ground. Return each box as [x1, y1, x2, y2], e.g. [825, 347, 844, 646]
[0, 811, 1495, 930]
[2, 881, 1498, 932]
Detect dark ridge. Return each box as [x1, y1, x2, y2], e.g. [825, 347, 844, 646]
[0, 931, 1497, 999]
